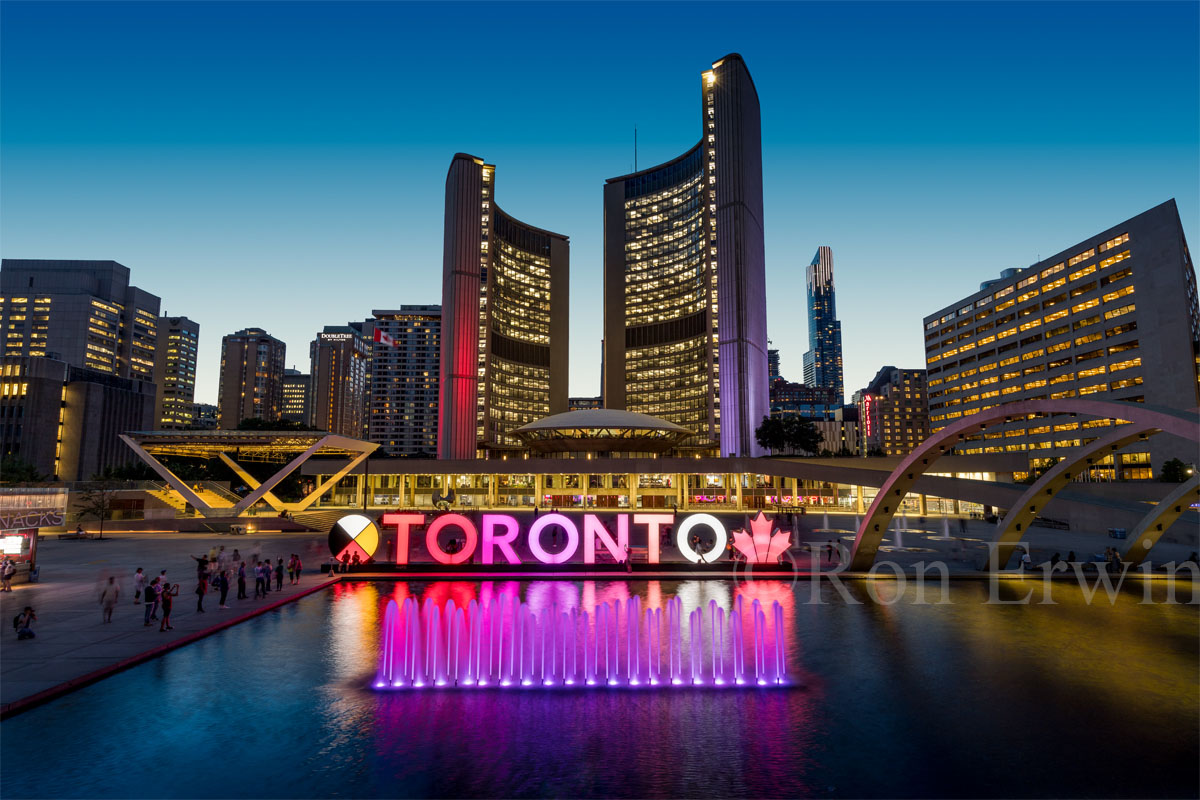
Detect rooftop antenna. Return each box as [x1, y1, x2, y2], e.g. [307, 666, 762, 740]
[634, 125, 638, 172]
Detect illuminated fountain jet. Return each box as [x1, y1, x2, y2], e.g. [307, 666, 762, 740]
[375, 595, 787, 689]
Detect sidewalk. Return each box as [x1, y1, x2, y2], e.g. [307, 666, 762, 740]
[0, 531, 334, 714]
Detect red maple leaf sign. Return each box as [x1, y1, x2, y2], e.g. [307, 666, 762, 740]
[731, 511, 791, 564]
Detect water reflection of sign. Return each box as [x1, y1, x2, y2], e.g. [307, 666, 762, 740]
[367, 511, 745, 566]
[0, 510, 64, 531]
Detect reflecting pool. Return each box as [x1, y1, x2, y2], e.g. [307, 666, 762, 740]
[2, 579, 1197, 799]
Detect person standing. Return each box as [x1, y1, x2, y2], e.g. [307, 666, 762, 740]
[237, 561, 247, 600]
[133, 567, 146, 604]
[274, 558, 284, 591]
[287, 555, 296, 586]
[217, 570, 230, 609]
[195, 574, 208, 613]
[144, 578, 160, 626]
[1, 558, 15, 592]
[159, 583, 178, 631]
[293, 554, 302, 583]
[99, 576, 120, 623]
[254, 562, 265, 599]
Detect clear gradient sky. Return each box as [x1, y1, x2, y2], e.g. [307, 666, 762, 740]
[2, 1, 1197, 405]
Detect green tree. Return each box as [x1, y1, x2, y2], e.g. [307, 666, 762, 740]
[755, 417, 787, 454]
[784, 417, 823, 456]
[237, 417, 322, 432]
[0, 456, 44, 484]
[866, 446, 887, 457]
[1160, 458, 1192, 483]
[76, 480, 118, 540]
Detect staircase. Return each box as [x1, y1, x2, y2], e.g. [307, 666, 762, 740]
[293, 508, 359, 533]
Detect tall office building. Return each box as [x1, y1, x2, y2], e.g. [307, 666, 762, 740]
[368, 306, 441, 456]
[439, 154, 569, 459]
[153, 316, 199, 429]
[603, 54, 768, 457]
[281, 368, 311, 426]
[923, 199, 1199, 479]
[854, 367, 930, 456]
[767, 348, 781, 382]
[0, 259, 161, 381]
[802, 246, 844, 403]
[0, 356, 154, 480]
[217, 328, 286, 428]
[309, 326, 369, 437]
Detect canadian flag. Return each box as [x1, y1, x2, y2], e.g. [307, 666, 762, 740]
[373, 328, 398, 348]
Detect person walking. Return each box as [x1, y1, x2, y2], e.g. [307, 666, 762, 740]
[195, 574, 208, 613]
[144, 578, 160, 626]
[159, 583, 178, 631]
[217, 570, 230, 609]
[99, 576, 120, 623]
[254, 562, 265, 599]
[237, 561, 247, 600]
[133, 567, 146, 604]
[274, 558, 284, 591]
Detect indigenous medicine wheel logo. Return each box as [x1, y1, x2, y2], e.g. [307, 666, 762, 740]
[329, 514, 380, 562]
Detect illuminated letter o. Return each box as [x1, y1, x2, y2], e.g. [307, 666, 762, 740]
[527, 514, 579, 564]
[426, 514, 478, 565]
[675, 514, 727, 564]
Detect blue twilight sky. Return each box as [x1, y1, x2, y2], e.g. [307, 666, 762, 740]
[2, 1, 1197, 405]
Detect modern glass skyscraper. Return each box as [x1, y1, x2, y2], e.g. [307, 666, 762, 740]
[802, 246, 844, 404]
[439, 154, 569, 459]
[602, 54, 769, 457]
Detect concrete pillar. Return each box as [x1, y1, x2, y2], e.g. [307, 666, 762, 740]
[534, 474, 543, 508]
[855, 484, 865, 514]
[628, 473, 638, 510]
[579, 473, 588, 509]
[953, 498, 961, 515]
[918, 494, 927, 515]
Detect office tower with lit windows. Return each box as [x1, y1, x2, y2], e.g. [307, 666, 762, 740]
[439, 154, 569, 459]
[923, 199, 1199, 479]
[281, 369, 311, 426]
[217, 328, 286, 428]
[309, 326, 369, 437]
[802, 246, 844, 404]
[153, 316, 199, 429]
[854, 367, 930, 456]
[367, 306, 441, 456]
[0, 259, 161, 382]
[602, 54, 768, 457]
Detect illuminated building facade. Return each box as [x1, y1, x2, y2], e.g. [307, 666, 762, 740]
[281, 369, 311, 426]
[802, 246, 844, 404]
[923, 199, 1199, 479]
[769, 381, 841, 420]
[0, 355, 153, 480]
[217, 328, 286, 428]
[603, 54, 768, 458]
[854, 367, 930, 456]
[310, 326, 369, 437]
[153, 316, 199, 430]
[366, 306, 441, 456]
[0, 260, 160, 382]
[439, 154, 569, 459]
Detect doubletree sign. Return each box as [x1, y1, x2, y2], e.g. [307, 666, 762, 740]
[329, 511, 792, 566]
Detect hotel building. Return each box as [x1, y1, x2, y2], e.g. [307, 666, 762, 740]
[854, 367, 930, 456]
[802, 246, 844, 404]
[153, 316, 199, 430]
[439, 154, 569, 459]
[310, 326, 369, 437]
[367, 306, 441, 456]
[602, 54, 769, 458]
[217, 328, 286, 428]
[0, 260, 160, 382]
[281, 369, 311, 426]
[923, 199, 1199, 479]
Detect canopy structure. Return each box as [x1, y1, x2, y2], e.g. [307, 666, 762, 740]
[120, 431, 378, 518]
[512, 409, 691, 455]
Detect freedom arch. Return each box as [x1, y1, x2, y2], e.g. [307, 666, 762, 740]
[847, 398, 1200, 571]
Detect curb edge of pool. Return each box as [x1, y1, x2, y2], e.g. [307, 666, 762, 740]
[0, 576, 341, 720]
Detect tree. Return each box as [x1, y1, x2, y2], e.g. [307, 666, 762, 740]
[76, 481, 118, 540]
[755, 416, 822, 456]
[755, 417, 787, 454]
[1160, 458, 1192, 483]
[0, 456, 44, 485]
[237, 417, 322, 432]
[866, 446, 887, 457]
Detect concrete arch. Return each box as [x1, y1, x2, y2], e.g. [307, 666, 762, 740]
[1122, 475, 1200, 565]
[847, 399, 1200, 571]
[991, 424, 1160, 569]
